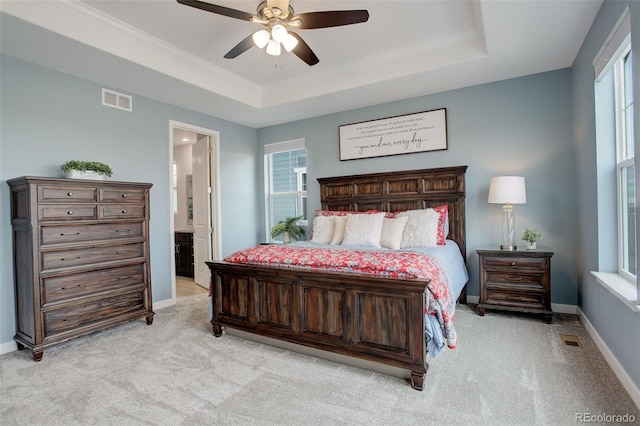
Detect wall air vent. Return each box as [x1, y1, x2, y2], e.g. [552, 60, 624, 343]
[102, 88, 132, 112]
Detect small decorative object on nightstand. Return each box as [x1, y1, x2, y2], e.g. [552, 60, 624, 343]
[477, 249, 553, 323]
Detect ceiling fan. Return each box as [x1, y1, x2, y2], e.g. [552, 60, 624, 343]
[176, 0, 369, 66]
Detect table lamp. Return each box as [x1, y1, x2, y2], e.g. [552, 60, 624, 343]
[488, 176, 527, 250]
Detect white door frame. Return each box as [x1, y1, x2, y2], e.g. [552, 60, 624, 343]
[168, 120, 221, 302]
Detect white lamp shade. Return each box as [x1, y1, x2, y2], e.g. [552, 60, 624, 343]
[252, 30, 270, 48]
[271, 24, 288, 43]
[488, 176, 527, 204]
[266, 39, 281, 56]
[282, 33, 298, 52]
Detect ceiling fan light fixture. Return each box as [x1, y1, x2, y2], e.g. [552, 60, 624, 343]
[282, 33, 298, 52]
[266, 39, 281, 56]
[252, 29, 270, 48]
[271, 24, 288, 43]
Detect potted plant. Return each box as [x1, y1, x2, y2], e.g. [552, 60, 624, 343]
[60, 160, 113, 180]
[271, 215, 306, 244]
[521, 228, 543, 250]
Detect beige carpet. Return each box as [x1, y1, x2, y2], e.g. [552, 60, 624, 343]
[1, 294, 638, 425]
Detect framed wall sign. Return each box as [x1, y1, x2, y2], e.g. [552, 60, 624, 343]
[339, 108, 448, 161]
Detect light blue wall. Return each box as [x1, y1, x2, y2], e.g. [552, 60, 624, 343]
[257, 69, 577, 305]
[572, 0, 640, 391]
[0, 55, 259, 348]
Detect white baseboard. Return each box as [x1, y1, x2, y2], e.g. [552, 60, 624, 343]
[551, 303, 577, 314]
[153, 297, 176, 310]
[578, 308, 640, 410]
[467, 295, 479, 304]
[0, 340, 18, 356]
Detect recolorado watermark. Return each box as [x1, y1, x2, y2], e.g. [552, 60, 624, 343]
[575, 412, 636, 423]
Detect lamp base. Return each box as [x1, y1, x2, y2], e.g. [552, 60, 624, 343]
[500, 244, 517, 251]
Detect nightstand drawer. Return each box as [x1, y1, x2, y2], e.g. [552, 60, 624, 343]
[482, 256, 546, 270]
[485, 289, 545, 310]
[484, 271, 543, 287]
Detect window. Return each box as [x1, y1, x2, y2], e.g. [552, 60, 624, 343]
[265, 140, 307, 242]
[592, 7, 639, 309]
[615, 49, 635, 279]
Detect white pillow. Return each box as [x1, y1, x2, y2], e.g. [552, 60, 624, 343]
[380, 216, 409, 250]
[397, 209, 440, 248]
[330, 216, 348, 245]
[341, 212, 385, 247]
[310, 216, 335, 244]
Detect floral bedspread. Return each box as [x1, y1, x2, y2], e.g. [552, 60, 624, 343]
[223, 244, 457, 349]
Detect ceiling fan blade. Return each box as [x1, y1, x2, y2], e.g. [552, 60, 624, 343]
[293, 10, 369, 29]
[176, 0, 254, 21]
[224, 34, 255, 59]
[289, 32, 319, 66]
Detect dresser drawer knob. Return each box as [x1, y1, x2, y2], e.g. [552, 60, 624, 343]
[506, 276, 523, 281]
[122, 194, 127, 198]
[122, 209, 128, 214]
[61, 256, 81, 261]
[117, 275, 133, 281]
[67, 211, 73, 215]
[67, 192, 73, 196]
[115, 229, 131, 233]
[60, 232, 80, 236]
[510, 261, 516, 266]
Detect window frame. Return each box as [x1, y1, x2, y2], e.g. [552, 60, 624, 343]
[614, 48, 635, 281]
[264, 139, 307, 242]
[592, 6, 639, 309]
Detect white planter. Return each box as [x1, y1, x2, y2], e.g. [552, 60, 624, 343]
[282, 231, 291, 244]
[64, 170, 109, 180]
[526, 241, 537, 250]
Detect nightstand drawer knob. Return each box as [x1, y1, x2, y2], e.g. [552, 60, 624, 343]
[510, 261, 516, 266]
[506, 276, 523, 281]
[67, 192, 73, 196]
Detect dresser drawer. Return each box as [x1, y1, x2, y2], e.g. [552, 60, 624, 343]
[38, 185, 97, 202]
[42, 263, 146, 305]
[43, 291, 146, 337]
[482, 256, 546, 271]
[484, 271, 543, 288]
[99, 204, 145, 220]
[484, 288, 545, 310]
[100, 187, 146, 203]
[41, 222, 144, 245]
[38, 205, 98, 222]
[41, 242, 145, 271]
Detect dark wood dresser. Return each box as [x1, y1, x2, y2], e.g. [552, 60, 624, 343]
[8, 176, 154, 360]
[477, 249, 553, 323]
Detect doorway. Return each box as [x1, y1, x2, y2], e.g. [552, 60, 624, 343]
[169, 120, 221, 301]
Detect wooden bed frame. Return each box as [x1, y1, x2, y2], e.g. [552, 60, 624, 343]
[206, 165, 467, 390]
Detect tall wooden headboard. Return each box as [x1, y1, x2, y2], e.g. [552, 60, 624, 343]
[317, 165, 468, 259]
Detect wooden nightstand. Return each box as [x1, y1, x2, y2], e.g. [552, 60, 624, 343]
[477, 249, 554, 323]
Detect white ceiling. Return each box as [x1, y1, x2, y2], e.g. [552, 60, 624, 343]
[0, 0, 602, 128]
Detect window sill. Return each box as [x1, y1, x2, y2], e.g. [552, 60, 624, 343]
[590, 271, 640, 312]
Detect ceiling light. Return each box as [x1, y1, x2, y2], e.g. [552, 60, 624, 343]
[252, 30, 270, 49]
[271, 24, 288, 43]
[282, 33, 298, 52]
[181, 138, 190, 142]
[266, 39, 281, 56]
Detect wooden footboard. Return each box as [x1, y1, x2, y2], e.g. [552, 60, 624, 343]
[206, 261, 430, 390]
